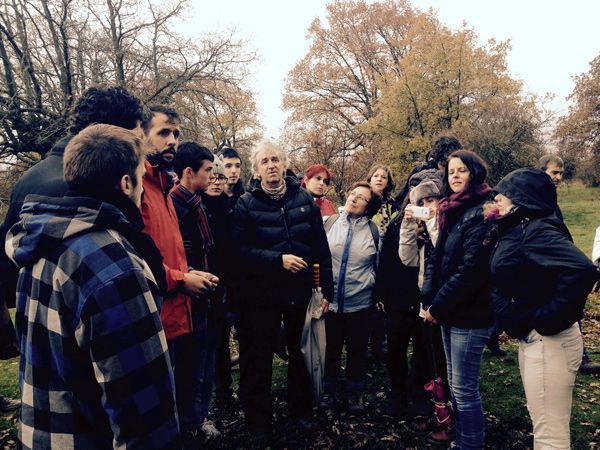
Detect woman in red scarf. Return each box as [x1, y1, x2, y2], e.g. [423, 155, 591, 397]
[302, 164, 337, 216]
[421, 150, 494, 449]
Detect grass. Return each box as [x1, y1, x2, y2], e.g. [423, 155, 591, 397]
[558, 182, 600, 259]
[0, 184, 599, 448]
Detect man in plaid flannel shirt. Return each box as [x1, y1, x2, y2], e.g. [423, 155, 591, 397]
[5, 125, 180, 449]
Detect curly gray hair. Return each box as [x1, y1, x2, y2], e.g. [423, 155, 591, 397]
[250, 139, 288, 177]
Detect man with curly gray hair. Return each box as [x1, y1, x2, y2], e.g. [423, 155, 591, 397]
[231, 139, 334, 444]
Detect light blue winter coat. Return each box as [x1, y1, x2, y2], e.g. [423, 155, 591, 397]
[326, 211, 378, 313]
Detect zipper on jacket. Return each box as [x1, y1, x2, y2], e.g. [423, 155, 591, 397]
[281, 207, 292, 252]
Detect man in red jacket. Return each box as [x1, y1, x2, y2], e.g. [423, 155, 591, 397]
[141, 104, 219, 441]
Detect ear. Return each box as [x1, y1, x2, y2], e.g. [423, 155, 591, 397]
[120, 174, 133, 197]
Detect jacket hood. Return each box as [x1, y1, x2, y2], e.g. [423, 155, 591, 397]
[494, 168, 557, 216]
[6, 195, 134, 268]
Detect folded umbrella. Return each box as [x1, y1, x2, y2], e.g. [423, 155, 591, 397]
[300, 264, 326, 403]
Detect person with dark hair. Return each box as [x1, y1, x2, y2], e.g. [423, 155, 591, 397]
[421, 149, 494, 448]
[1, 84, 144, 285]
[367, 164, 397, 237]
[488, 168, 597, 449]
[0, 85, 146, 395]
[169, 142, 223, 441]
[5, 124, 179, 448]
[366, 163, 396, 362]
[302, 163, 337, 216]
[218, 146, 245, 210]
[214, 148, 246, 405]
[320, 181, 382, 414]
[398, 174, 449, 432]
[537, 154, 565, 186]
[201, 157, 238, 410]
[395, 134, 463, 207]
[231, 140, 333, 443]
[141, 106, 219, 442]
[142, 104, 181, 172]
[70, 84, 144, 134]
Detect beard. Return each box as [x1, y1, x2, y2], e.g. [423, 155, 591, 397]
[148, 148, 176, 171]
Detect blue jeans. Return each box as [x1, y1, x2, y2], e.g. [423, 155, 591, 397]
[168, 305, 210, 432]
[441, 326, 492, 450]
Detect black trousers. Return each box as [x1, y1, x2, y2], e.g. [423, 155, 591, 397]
[214, 319, 233, 401]
[386, 311, 447, 416]
[324, 308, 373, 394]
[238, 303, 311, 432]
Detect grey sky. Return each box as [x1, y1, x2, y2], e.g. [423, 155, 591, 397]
[186, 0, 600, 139]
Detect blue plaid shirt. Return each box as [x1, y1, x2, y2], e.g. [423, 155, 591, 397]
[6, 195, 180, 449]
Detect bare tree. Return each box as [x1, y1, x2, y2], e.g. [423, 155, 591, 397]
[0, 0, 261, 166]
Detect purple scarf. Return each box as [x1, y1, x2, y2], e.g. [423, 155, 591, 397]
[437, 183, 492, 232]
[171, 185, 214, 271]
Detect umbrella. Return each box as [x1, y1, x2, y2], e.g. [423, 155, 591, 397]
[301, 264, 327, 402]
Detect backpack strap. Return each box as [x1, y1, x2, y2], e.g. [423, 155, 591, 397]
[324, 213, 379, 270]
[368, 220, 380, 272]
[324, 213, 340, 234]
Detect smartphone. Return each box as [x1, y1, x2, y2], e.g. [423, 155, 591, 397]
[407, 205, 430, 220]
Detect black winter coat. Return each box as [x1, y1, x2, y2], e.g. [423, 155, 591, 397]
[231, 176, 334, 307]
[374, 215, 420, 314]
[421, 196, 494, 329]
[0, 136, 71, 307]
[490, 168, 597, 338]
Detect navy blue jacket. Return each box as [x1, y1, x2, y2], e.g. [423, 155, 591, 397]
[231, 176, 334, 307]
[490, 168, 597, 338]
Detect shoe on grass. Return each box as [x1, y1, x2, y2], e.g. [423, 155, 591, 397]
[0, 396, 20, 412]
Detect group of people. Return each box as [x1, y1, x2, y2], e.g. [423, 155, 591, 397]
[0, 83, 597, 450]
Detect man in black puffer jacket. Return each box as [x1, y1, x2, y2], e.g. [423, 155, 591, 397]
[231, 140, 333, 441]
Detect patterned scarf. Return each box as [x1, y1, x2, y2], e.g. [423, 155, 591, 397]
[171, 185, 214, 271]
[376, 199, 394, 236]
[437, 183, 492, 232]
[261, 180, 287, 201]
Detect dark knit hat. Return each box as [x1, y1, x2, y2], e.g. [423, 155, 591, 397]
[410, 180, 442, 205]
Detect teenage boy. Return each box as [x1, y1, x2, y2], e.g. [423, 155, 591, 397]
[170, 142, 221, 440]
[6, 124, 179, 448]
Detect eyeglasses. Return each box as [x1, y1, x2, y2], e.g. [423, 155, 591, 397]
[211, 175, 227, 183]
[348, 190, 369, 203]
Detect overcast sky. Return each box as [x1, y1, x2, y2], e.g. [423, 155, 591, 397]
[184, 0, 600, 139]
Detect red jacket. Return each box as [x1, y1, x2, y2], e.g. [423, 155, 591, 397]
[315, 197, 337, 216]
[140, 160, 191, 340]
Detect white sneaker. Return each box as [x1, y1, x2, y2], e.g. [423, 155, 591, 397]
[201, 419, 221, 438]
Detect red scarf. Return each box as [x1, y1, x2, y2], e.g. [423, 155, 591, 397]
[437, 183, 492, 232]
[171, 185, 214, 271]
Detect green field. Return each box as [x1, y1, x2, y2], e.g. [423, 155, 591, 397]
[0, 184, 599, 448]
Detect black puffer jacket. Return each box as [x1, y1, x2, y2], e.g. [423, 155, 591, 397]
[490, 168, 597, 338]
[231, 176, 334, 306]
[421, 193, 494, 329]
[374, 215, 420, 314]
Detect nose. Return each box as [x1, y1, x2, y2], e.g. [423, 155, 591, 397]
[167, 133, 177, 147]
